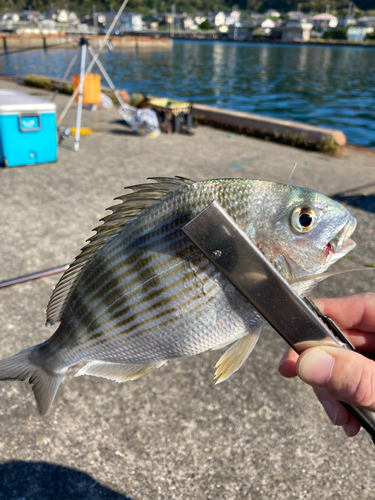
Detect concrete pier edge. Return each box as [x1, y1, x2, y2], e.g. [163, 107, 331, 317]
[5, 73, 349, 154]
[0, 33, 173, 51]
[192, 103, 346, 153]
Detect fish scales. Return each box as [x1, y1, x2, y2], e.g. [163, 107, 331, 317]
[0, 177, 357, 414]
[60, 180, 257, 363]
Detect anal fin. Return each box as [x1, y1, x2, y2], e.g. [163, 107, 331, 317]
[214, 327, 262, 384]
[75, 360, 166, 382]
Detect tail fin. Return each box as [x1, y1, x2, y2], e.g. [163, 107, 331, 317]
[0, 345, 66, 415]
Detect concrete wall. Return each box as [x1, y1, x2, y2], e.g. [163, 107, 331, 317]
[0, 34, 173, 52]
[193, 103, 346, 150]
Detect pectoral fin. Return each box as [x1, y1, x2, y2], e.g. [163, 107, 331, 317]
[214, 327, 262, 384]
[75, 360, 166, 382]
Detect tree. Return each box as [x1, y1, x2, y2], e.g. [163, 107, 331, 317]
[200, 19, 211, 29]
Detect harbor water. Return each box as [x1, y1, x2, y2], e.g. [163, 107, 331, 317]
[1, 39, 374, 147]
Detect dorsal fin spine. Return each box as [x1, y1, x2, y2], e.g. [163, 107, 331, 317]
[46, 177, 195, 326]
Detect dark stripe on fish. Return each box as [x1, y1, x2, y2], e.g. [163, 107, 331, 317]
[71, 258, 216, 358]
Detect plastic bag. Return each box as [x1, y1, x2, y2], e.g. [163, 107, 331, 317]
[119, 105, 160, 136]
[99, 93, 113, 109]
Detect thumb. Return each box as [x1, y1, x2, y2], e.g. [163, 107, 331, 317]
[296, 346, 375, 411]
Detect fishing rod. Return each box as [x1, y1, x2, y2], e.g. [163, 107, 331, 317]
[0, 265, 69, 289]
[0, 0, 130, 62]
[57, 0, 130, 126]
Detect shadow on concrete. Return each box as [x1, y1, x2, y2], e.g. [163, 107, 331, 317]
[110, 119, 129, 125]
[333, 194, 375, 213]
[109, 129, 136, 135]
[0, 461, 133, 500]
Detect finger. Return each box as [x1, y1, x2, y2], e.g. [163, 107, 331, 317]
[314, 293, 375, 333]
[343, 418, 362, 437]
[314, 388, 350, 425]
[338, 329, 375, 353]
[296, 346, 375, 411]
[278, 348, 299, 378]
[314, 389, 361, 437]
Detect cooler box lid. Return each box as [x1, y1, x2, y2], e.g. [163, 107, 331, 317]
[0, 90, 56, 113]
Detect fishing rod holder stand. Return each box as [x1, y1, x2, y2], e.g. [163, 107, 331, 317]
[77, 36, 89, 47]
[182, 200, 375, 444]
[53, 35, 126, 151]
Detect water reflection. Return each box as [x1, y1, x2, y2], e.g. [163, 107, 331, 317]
[0, 40, 374, 147]
[297, 46, 308, 72]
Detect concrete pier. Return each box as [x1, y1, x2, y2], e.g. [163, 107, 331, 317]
[193, 103, 347, 151]
[0, 33, 173, 53]
[0, 78, 375, 500]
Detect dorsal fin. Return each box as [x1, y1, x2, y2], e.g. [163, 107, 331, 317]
[46, 176, 195, 326]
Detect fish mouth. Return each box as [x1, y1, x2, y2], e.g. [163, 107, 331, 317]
[325, 218, 357, 262]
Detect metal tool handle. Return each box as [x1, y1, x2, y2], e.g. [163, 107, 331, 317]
[182, 200, 375, 443]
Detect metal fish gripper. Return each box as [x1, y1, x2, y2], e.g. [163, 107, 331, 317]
[182, 200, 375, 445]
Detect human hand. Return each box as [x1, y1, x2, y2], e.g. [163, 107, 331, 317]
[278, 293, 375, 437]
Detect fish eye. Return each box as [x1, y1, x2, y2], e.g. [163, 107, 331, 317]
[291, 207, 317, 233]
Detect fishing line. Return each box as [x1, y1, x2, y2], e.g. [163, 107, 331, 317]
[330, 181, 375, 198]
[287, 163, 297, 185]
[356, 230, 375, 245]
[287, 266, 375, 285]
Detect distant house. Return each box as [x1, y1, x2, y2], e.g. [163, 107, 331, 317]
[241, 17, 262, 29]
[94, 11, 141, 32]
[261, 18, 275, 32]
[142, 14, 158, 29]
[46, 8, 69, 23]
[312, 13, 338, 29]
[41, 19, 56, 29]
[357, 16, 375, 27]
[173, 14, 196, 30]
[226, 25, 252, 40]
[337, 16, 356, 28]
[347, 26, 368, 41]
[2, 12, 20, 22]
[249, 12, 264, 20]
[19, 10, 44, 23]
[182, 15, 197, 30]
[95, 12, 118, 31]
[287, 11, 306, 21]
[206, 11, 226, 27]
[224, 9, 240, 26]
[119, 12, 142, 32]
[266, 9, 281, 18]
[282, 19, 313, 41]
[194, 15, 206, 26]
[152, 13, 166, 26]
[68, 12, 78, 24]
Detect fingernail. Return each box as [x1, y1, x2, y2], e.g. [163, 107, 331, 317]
[343, 419, 361, 437]
[298, 349, 334, 387]
[321, 400, 338, 424]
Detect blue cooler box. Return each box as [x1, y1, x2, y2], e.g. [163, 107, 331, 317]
[0, 90, 57, 167]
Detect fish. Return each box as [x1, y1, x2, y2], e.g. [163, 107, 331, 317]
[0, 177, 357, 414]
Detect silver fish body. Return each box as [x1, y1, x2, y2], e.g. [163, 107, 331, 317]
[0, 177, 357, 414]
